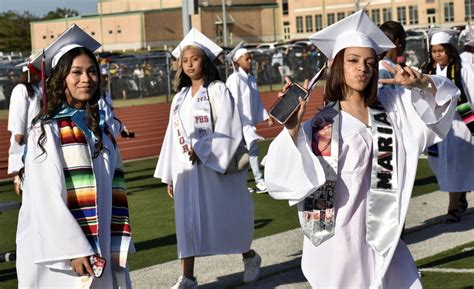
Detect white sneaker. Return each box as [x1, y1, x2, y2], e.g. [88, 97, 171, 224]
[255, 181, 267, 194]
[248, 187, 255, 193]
[171, 276, 198, 289]
[243, 251, 262, 283]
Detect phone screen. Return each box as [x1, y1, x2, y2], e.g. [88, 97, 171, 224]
[269, 84, 308, 124]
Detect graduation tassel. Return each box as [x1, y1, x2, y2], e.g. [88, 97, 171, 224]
[41, 49, 46, 112]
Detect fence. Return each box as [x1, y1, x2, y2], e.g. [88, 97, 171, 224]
[0, 36, 438, 108]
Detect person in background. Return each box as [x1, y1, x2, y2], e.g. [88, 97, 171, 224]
[265, 10, 459, 288]
[16, 25, 134, 288]
[378, 21, 406, 88]
[7, 66, 42, 195]
[421, 28, 474, 223]
[226, 43, 273, 193]
[154, 28, 261, 289]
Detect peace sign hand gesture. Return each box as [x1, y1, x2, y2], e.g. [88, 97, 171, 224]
[378, 61, 436, 95]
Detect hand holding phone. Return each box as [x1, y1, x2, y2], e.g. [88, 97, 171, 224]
[269, 83, 309, 124]
[89, 255, 106, 278]
[269, 65, 327, 125]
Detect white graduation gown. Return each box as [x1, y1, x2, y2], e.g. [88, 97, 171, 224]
[17, 122, 132, 289]
[154, 83, 254, 258]
[226, 67, 269, 149]
[7, 83, 41, 174]
[427, 63, 474, 192]
[265, 76, 459, 289]
[99, 92, 123, 137]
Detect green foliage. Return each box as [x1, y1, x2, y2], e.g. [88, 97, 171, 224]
[0, 8, 79, 52]
[0, 11, 37, 52]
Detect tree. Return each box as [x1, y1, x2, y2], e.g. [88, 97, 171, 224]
[43, 8, 79, 20]
[0, 11, 38, 52]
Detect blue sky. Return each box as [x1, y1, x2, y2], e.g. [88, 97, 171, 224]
[0, 0, 97, 17]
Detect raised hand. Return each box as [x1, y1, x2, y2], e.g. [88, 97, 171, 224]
[379, 61, 435, 95]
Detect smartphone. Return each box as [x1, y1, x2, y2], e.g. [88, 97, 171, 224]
[89, 255, 106, 278]
[269, 83, 309, 124]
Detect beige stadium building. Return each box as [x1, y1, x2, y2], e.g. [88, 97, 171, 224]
[30, 0, 474, 52]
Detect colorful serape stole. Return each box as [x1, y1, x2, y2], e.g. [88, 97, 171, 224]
[57, 114, 132, 271]
[58, 118, 101, 254]
[457, 102, 474, 134]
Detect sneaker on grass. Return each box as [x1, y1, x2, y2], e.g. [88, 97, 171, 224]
[255, 181, 267, 194]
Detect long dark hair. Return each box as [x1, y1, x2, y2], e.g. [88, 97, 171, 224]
[421, 43, 467, 103]
[325, 48, 379, 106]
[34, 47, 103, 157]
[15, 71, 40, 98]
[173, 45, 221, 91]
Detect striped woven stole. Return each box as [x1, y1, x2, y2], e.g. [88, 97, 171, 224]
[58, 117, 132, 268]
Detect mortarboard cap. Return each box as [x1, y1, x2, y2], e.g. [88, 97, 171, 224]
[308, 10, 395, 60]
[429, 28, 459, 45]
[172, 28, 223, 61]
[27, 24, 101, 76]
[227, 41, 248, 71]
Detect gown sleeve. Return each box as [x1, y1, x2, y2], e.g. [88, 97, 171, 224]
[378, 75, 459, 154]
[264, 121, 326, 204]
[22, 123, 95, 269]
[193, 82, 244, 174]
[7, 85, 29, 174]
[8, 84, 29, 135]
[154, 98, 175, 184]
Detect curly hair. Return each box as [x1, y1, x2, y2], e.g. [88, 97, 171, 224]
[34, 47, 103, 158]
[173, 45, 221, 91]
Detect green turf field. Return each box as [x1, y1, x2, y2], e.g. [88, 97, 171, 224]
[1, 141, 467, 289]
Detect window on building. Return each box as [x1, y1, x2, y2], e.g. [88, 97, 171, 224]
[371, 9, 381, 24]
[283, 21, 291, 40]
[306, 15, 313, 32]
[282, 0, 289, 16]
[337, 12, 345, 21]
[426, 0, 434, 3]
[315, 14, 323, 31]
[466, 0, 474, 20]
[427, 8, 436, 24]
[397, 6, 407, 25]
[444, 2, 455, 22]
[327, 13, 335, 26]
[91, 32, 96, 35]
[383, 8, 392, 22]
[296, 16, 304, 33]
[409, 5, 419, 24]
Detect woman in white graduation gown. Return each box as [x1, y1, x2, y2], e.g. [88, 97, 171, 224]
[154, 28, 261, 289]
[421, 28, 474, 223]
[7, 68, 41, 194]
[265, 11, 459, 289]
[16, 25, 133, 289]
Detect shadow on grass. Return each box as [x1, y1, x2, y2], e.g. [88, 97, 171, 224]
[134, 234, 177, 252]
[199, 254, 307, 289]
[405, 209, 474, 245]
[134, 219, 274, 252]
[418, 249, 474, 268]
[0, 267, 16, 282]
[125, 174, 162, 184]
[127, 183, 166, 194]
[124, 166, 157, 175]
[254, 219, 272, 230]
[414, 176, 438, 187]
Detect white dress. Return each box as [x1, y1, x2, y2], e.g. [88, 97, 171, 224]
[226, 67, 269, 149]
[265, 76, 459, 289]
[427, 63, 474, 192]
[154, 83, 254, 258]
[16, 121, 132, 289]
[7, 83, 41, 174]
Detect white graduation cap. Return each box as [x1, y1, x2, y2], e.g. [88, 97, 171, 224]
[24, 24, 101, 76]
[227, 41, 248, 71]
[428, 28, 459, 45]
[172, 28, 223, 61]
[308, 10, 395, 60]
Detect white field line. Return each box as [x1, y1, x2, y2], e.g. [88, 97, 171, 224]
[419, 268, 474, 273]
